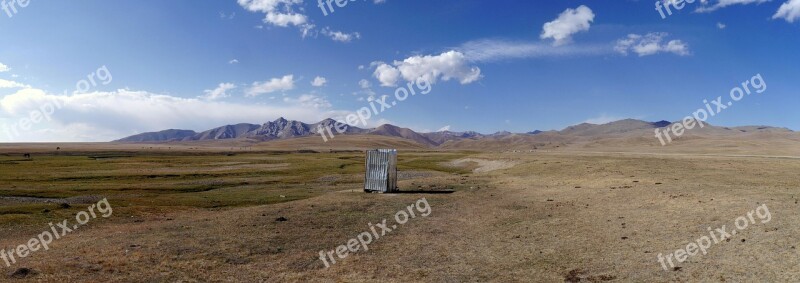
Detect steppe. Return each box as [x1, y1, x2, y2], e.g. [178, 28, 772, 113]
[1, 134, 799, 282]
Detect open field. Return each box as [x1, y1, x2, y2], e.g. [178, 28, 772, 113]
[1, 145, 799, 282]
[5, 0, 799, 281]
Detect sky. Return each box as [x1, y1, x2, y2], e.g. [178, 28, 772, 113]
[0, 0, 799, 142]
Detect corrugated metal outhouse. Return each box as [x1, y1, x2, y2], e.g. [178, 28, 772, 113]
[364, 149, 398, 193]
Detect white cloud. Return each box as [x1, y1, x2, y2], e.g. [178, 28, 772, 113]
[717, 22, 727, 29]
[265, 12, 307, 27]
[0, 79, 30, 89]
[540, 5, 595, 46]
[614, 33, 690, 56]
[373, 63, 401, 87]
[237, 0, 308, 26]
[245, 74, 295, 97]
[237, 0, 382, 38]
[202, 83, 236, 100]
[355, 79, 376, 100]
[321, 27, 361, 42]
[0, 62, 9, 72]
[773, 0, 800, 22]
[282, 94, 331, 109]
[300, 23, 317, 38]
[311, 76, 327, 87]
[229, 59, 239, 64]
[237, 0, 315, 37]
[220, 11, 236, 19]
[358, 79, 371, 89]
[372, 51, 481, 87]
[0, 87, 346, 142]
[695, 0, 769, 12]
[457, 39, 610, 62]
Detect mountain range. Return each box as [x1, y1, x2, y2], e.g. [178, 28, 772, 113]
[116, 117, 492, 146]
[115, 117, 796, 149]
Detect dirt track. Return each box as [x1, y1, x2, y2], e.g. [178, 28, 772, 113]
[448, 158, 520, 173]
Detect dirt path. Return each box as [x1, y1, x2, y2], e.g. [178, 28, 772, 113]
[448, 158, 520, 173]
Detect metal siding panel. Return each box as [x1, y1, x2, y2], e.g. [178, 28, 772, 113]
[364, 149, 397, 193]
[367, 151, 375, 192]
[365, 151, 373, 192]
[387, 149, 397, 192]
[379, 151, 387, 192]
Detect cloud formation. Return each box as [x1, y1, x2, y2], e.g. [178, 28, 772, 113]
[614, 33, 690, 56]
[0, 79, 31, 89]
[695, 0, 769, 13]
[282, 93, 331, 109]
[540, 5, 595, 46]
[237, 0, 308, 27]
[358, 79, 371, 89]
[0, 87, 344, 142]
[372, 51, 482, 87]
[311, 76, 327, 87]
[458, 39, 610, 62]
[321, 27, 361, 42]
[236, 0, 368, 41]
[202, 83, 236, 100]
[773, 0, 800, 22]
[245, 74, 295, 97]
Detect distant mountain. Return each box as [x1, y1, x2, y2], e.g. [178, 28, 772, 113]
[421, 131, 484, 145]
[370, 124, 438, 146]
[560, 119, 671, 137]
[488, 131, 513, 137]
[729, 125, 793, 133]
[115, 118, 369, 143]
[251, 118, 312, 140]
[116, 129, 197, 142]
[652, 120, 672, 128]
[192, 123, 260, 140]
[114, 118, 797, 150]
[310, 118, 370, 136]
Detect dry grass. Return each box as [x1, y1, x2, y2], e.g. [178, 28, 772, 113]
[1, 145, 799, 282]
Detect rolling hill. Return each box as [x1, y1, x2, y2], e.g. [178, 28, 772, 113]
[115, 117, 800, 154]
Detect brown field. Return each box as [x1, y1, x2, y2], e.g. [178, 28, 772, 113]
[1, 141, 799, 282]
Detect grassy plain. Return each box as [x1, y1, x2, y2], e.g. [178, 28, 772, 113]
[1, 144, 799, 282]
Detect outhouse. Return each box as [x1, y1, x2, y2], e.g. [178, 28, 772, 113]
[364, 149, 398, 193]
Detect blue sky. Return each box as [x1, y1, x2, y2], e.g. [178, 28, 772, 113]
[0, 0, 798, 142]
